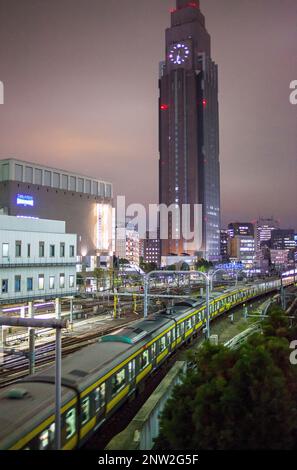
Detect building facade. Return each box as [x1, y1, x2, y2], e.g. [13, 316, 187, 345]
[159, 0, 220, 263]
[255, 217, 279, 251]
[0, 159, 113, 271]
[0, 215, 77, 303]
[228, 222, 254, 239]
[142, 231, 161, 267]
[271, 229, 296, 251]
[220, 229, 229, 262]
[115, 222, 140, 267]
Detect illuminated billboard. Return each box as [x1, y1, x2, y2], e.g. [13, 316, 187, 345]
[16, 194, 34, 207]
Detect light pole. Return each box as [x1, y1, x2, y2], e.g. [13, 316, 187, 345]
[235, 269, 245, 288]
[209, 268, 228, 292]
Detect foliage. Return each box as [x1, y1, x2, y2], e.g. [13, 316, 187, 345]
[195, 258, 214, 272]
[156, 307, 297, 450]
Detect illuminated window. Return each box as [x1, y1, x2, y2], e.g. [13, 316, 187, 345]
[38, 275, 44, 290]
[94, 384, 106, 412]
[160, 336, 167, 352]
[151, 343, 157, 358]
[69, 275, 75, 288]
[128, 360, 136, 381]
[2, 243, 9, 257]
[112, 369, 126, 396]
[59, 274, 65, 289]
[49, 276, 55, 289]
[81, 397, 90, 424]
[65, 409, 76, 439]
[39, 423, 55, 450]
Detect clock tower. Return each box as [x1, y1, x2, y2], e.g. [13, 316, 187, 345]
[159, 0, 221, 263]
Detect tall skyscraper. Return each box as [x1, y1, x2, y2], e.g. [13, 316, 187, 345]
[159, 0, 220, 263]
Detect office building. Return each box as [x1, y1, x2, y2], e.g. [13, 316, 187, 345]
[159, 0, 220, 263]
[255, 217, 279, 250]
[0, 158, 113, 271]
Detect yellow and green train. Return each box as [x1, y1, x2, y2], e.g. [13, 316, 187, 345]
[0, 277, 290, 450]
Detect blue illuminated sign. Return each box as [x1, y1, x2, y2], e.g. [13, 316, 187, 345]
[16, 194, 34, 207]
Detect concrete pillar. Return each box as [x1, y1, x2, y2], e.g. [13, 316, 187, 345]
[20, 306, 26, 318]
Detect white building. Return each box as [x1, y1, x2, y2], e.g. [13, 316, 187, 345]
[0, 215, 77, 304]
[115, 222, 140, 266]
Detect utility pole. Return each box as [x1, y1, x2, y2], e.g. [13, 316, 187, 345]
[28, 301, 35, 375]
[0, 317, 67, 450]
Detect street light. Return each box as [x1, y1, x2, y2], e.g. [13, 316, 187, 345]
[209, 268, 228, 292]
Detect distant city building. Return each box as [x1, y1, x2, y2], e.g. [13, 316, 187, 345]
[270, 249, 289, 268]
[271, 229, 296, 251]
[159, 0, 220, 263]
[0, 215, 77, 303]
[115, 221, 140, 267]
[142, 231, 161, 267]
[0, 159, 113, 271]
[255, 217, 279, 251]
[228, 222, 254, 239]
[229, 235, 255, 269]
[220, 230, 229, 262]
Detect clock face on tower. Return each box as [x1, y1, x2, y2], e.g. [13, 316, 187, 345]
[169, 43, 190, 65]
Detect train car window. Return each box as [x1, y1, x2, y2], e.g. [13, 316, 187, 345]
[39, 423, 55, 450]
[151, 342, 157, 358]
[94, 384, 106, 412]
[112, 369, 126, 396]
[140, 350, 149, 370]
[180, 322, 185, 334]
[176, 325, 180, 337]
[81, 397, 90, 424]
[166, 332, 171, 344]
[185, 319, 191, 331]
[65, 409, 76, 439]
[172, 328, 176, 341]
[160, 336, 167, 352]
[128, 360, 136, 380]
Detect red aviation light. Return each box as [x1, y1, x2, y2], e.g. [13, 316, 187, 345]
[188, 2, 199, 8]
[160, 104, 169, 111]
[202, 99, 207, 108]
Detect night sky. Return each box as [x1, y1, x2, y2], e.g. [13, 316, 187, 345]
[0, 0, 296, 229]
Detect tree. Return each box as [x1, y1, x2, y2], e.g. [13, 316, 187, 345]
[156, 310, 297, 450]
[195, 258, 213, 272]
[93, 267, 105, 291]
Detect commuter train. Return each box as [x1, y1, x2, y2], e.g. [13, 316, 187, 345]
[0, 277, 291, 450]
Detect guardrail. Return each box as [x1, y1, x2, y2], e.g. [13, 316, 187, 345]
[224, 323, 262, 350]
